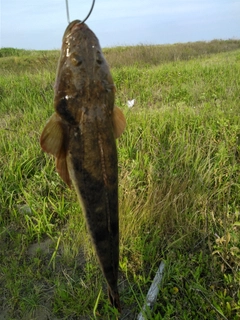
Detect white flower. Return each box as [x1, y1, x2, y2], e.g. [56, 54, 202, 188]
[127, 99, 135, 108]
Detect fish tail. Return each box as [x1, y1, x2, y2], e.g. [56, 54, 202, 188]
[108, 286, 121, 312]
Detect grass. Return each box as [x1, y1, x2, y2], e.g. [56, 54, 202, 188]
[0, 39, 240, 319]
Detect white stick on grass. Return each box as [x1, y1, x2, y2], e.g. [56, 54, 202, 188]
[137, 261, 165, 320]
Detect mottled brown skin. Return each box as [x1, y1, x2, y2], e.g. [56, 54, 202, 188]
[52, 21, 120, 310]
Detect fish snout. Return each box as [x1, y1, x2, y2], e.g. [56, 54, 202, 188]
[71, 21, 86, 32]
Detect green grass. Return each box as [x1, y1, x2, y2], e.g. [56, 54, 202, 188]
[0, 40, 240, 319]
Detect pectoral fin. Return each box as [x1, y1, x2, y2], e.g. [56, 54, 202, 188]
[112, 106, 126, 139]
[40, 113, 66, 157]
[40, 112, 71, 187]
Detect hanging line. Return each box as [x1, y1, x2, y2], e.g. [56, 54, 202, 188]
[65, 0, 96, 24]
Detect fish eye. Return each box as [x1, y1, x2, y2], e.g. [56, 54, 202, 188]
[70, 53, 83, 66]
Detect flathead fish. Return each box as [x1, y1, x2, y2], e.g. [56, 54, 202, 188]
[40, 20, 126, 311]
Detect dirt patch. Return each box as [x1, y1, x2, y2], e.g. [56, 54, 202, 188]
[27, 238, 54, 257]
[0, 310, 8, 320]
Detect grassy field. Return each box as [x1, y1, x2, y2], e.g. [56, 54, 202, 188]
[0, 39, 240, 319]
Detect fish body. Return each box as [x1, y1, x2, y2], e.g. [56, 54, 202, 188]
[40, 20, 125, 311]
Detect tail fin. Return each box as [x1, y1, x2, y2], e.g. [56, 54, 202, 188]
[108, 286, 121, 313]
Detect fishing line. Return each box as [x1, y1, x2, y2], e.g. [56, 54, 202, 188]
[65, 0, 96, 24]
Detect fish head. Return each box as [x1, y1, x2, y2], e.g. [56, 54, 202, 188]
[54, 20, 115, 112]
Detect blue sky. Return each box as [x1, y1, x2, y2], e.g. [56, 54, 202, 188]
[1, 0, 239, 50]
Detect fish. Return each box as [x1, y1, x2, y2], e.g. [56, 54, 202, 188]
[40, 20, 126, 312]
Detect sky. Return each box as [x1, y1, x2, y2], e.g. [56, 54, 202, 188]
[0, 0, 239, 50]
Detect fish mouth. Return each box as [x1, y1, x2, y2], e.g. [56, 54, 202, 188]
[71, 20, 84, 31]
[63, 19, 84, 40]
